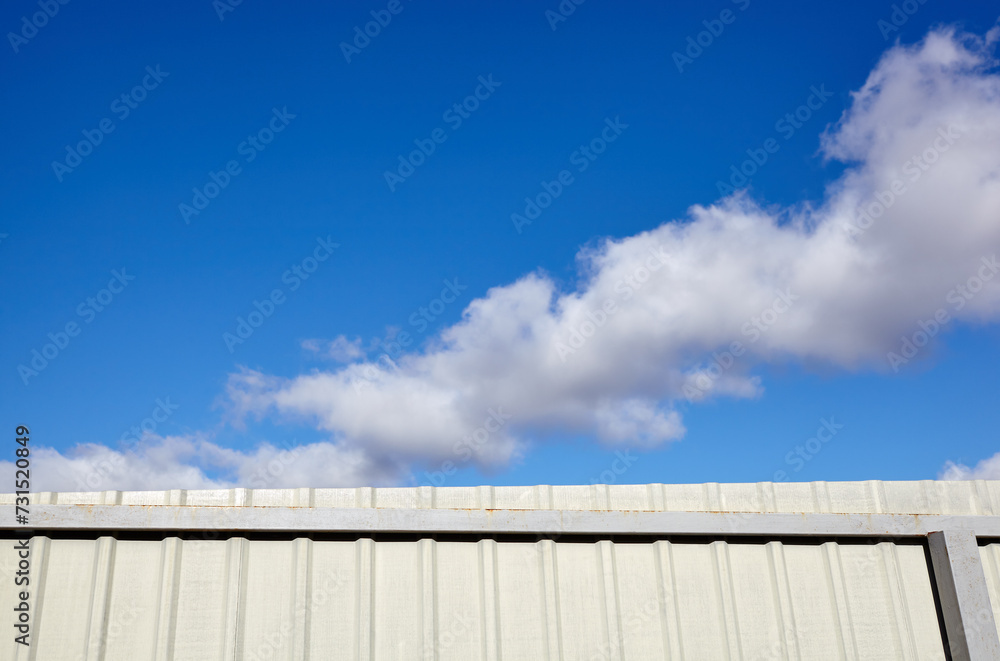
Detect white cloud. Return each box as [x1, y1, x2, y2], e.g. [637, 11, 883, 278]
[302, 335, 366, 362]
[17, 27, 1000, 490]
[940, 452, 1000, 480]
[219, 27, 1000, 484]
[0, 433, 400, 492]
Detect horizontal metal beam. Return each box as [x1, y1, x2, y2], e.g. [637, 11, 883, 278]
[3, 505, 1000, 537]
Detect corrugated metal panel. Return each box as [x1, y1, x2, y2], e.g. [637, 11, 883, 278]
[2, 480, 994, 659]
[0, 538, 944, 661]
[4, 478, 1000, 514]
[0, 537, 948, 659]
[978, 543, 1000, 650]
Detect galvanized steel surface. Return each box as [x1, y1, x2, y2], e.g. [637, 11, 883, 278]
[0, 535, 953, 660]
[3, 479, 1000, 514]
[9, 504, 1000, 538]
[928, 530, 1000, 660]
[1, 480, 997, 660]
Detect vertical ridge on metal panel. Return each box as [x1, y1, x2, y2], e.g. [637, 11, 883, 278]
[653, 540, 684, 659]
[766, 541, 799, 660]
[879, 542, 921, 659]
[83, 536, 115, 661]
[984, 482, 1000, 515]
[598, 540, 623, 661]
[979, 545, 1000, 638]
[970, 482, 989, 515]
[419, 538, 438, 660]
[152, 537, 182, 660]
[593, 484, 609, 511]
[355, 537, 374, 661]
[290, 537, 312, 660]
[477, 539, 500, 661]
[540, 485, 554, 510]
[26, 536, 51, 661]
[928, 530, 1000, 661]
[222, 537, 247, 660]
[539, 539, 562, 660]
[478, 485, 495, 510]
[647, 483, 665, 512]
[870, 480, 888, 514]
[822, 541, 860, 658]
[711, 541, 743, 659]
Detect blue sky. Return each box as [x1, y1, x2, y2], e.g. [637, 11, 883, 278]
[2, 0, 999, 491]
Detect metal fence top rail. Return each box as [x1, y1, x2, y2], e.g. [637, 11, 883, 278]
[2, 480, 1000, 537]
[2, 504, 1000, 538]
[3, 479, 1000, 515]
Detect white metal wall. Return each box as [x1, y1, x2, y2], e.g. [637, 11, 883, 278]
[0, 536, 948, 660]
[4, 480, 1000, 660]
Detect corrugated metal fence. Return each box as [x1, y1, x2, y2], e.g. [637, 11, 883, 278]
[2, 480, 1000, 660]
